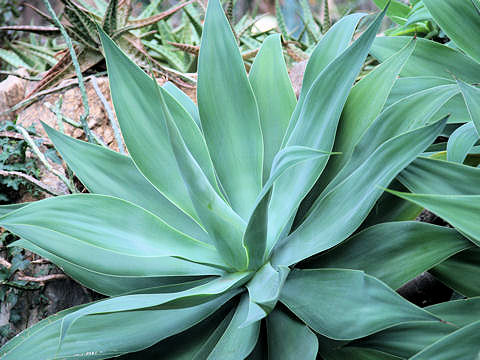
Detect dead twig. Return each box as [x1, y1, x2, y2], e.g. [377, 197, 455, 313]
[0, 170, 62, 196]
[0, 71, 42, 81]
[0, 72, 107, 117]
[0, 79, 78, 116]
[31, 259, 51, 265]
[0, 131, 53, 146]
[14, 126, 75, 193]
[17, 274, 67, 283]
[90, 76, 125, 153]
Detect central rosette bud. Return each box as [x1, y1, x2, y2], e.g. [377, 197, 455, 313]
[241, 262, 291, 326]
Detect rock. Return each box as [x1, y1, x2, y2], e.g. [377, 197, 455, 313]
[0, 69, 29, 121]
[43, 277, 103, 315]
[17, 76, 121, 151]
[16, 76, 197, 150]
[397, 272, 453, 307]
[288, 60, 307, 98]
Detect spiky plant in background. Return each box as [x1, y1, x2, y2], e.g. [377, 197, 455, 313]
[1, 0, 480, 358]
[0, 0, 193, 94]
[0, 0, 341, 92]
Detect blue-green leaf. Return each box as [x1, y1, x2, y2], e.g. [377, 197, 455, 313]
[197, 0, 263, 219]
[273, 118, 446, 266]
[249, 34, 296, 181]
[158, 85, 248, 270]
[303, 221, 472, 289]
[267, 309, 318, 360]
[267, 9, 386, 251]
[43, 123, 210, 244]
[280, 269, 439, 340]
[99, 27, 218, 222]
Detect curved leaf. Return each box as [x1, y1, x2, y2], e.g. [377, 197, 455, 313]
[159, 86, 248, 270]
[311, 80, 457, 216]
[266, 309, 318, 360]
[282, 13, 366, 142]
[426, 297, 480, 327]
[385, 76, 468, 124]
[386, 190, 480, 247]
[243, 146, 331, 269]
[206, 294, 261, 360]
[0, 292, 237, 360]
[400, 156, 480, 196]
[351, 297, 480, 357]
[458, 80, 480, 134]
[0, 195, 228, 273]
[447, 122, 479, 163]
[163, 81, 201, 129]
[371, 36, 480, 83]
[117, 302, 234, 360]
[0, 203, 28, 217]
[431, 248, 480, 297]
[59, 273, 250, 343]
[268, 9, 386, 250]
[272, 118, 447, 266]
[349, 321, 456, 359]
[99, 27, 218, 221]
[314, 39, 415, 196]
[322, 85, 458, 197]
[43, 123, 210, 244]
[318, 334, 401, 360]
[409, 320, 480, 360]
[13, 238, 209, 296]
[303, 222, 472, 289]
[279, 269, 439, 341]
[244, 262, 289, 325]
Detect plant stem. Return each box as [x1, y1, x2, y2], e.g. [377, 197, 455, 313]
[0, 170, 62, 196]
[17, 274, 67, 282]
[42, 0, 94, 143]
[15, 125, 76, 194]
[90, 76, 125, 153]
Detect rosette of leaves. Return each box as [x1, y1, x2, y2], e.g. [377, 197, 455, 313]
[1, 1, 480, 359]
[371, 0, 480, 163]
[0, 0, 192, 95]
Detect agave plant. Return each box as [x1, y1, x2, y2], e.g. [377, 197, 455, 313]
[1, 1, 480, 359]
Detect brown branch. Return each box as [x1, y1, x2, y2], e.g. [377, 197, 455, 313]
[1, 79, 78, 115]
[17, 274, 67, 282]
[0, 131, 53, 146]
[30, 258, 51, 265]
[0, 170, 62, 196]
[0, 257, 12, 269]
[0, 71, 42, 81]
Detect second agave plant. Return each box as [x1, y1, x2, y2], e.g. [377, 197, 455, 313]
[1, 0, 480, 359]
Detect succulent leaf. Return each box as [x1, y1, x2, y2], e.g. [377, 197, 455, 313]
[198, 0, 264, 220]
[280, 269, 440, 340]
